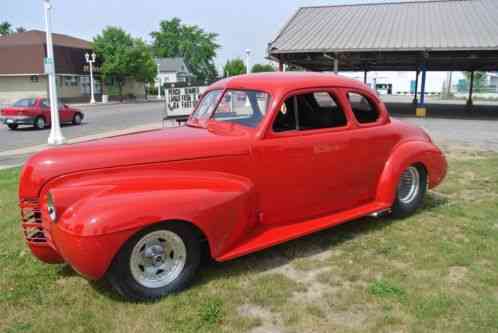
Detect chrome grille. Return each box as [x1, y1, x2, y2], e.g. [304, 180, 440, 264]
[20, 199, 47, 244]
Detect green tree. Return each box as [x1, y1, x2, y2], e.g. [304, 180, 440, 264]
[251, 63, 275, 73]
[0, 21, 12, 36]
[128, 38, 157, 99]
[463, 71, 487, 92]
[93, 27, 134, 100]
[151, 18, 220, 83]
[223, 59, 246, 77]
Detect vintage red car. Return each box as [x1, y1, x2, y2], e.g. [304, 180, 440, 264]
[1, 97, 84, 130]
[19, 73, 447, 301]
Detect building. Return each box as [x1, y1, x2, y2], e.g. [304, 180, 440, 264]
[268, 0, 498, 105]
[155, 57, 193, 87]
[0, 30, 144, 105]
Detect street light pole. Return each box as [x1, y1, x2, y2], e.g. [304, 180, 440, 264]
[157, 63, 162, 100]
[44, 0, 65, 145]
[245, 49, 251, 75]
[85, 52, 96, 104]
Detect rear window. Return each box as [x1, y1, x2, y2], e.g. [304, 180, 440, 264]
[348, 92, 379, 124]
[13, 98, 36, 108]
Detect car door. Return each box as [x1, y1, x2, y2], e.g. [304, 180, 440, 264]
[340, 89, 401, 203]
[39, 99, 51, 125]
[251, 89, 359, 225]
[58, 103, 72, 123]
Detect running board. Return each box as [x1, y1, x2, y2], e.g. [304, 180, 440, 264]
[216, 202, 389, 262]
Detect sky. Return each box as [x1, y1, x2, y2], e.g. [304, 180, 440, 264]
[3, 0, 423, 70]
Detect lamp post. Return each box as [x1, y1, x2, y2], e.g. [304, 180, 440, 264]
[85, 52, 96, 104]
[44, 0, 65, 145]
[157, 63, 162, 100]
[245, 49, 251, 74]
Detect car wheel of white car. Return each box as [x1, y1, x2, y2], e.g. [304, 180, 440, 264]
[391, 165, 427, 218]
[7, 124, 18, 130]
[34, 116, 46, 130]
[107, 223, 201, 302]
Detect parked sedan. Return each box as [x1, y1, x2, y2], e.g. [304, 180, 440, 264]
[18, 73, 447, 301]
[0, 97, 84, 130]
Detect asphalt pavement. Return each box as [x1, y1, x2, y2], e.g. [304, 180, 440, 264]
[0, 101, 166, 153]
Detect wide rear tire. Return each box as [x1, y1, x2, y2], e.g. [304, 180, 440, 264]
[107, 223, 200, 302]
[391, 165, 427, 218]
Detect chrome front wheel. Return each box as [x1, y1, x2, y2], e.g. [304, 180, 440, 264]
[130, 230, 187, 289]
[107, 223, 201, 301]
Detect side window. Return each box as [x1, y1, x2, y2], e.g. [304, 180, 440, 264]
[41, 99, 50, 108]
[296, 92, 347, 130]
[348, 92, 379, 124]
[272, 96, 297, 132]
[273, 92, 348, 132]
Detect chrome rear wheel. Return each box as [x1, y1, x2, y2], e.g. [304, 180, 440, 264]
[397, 166, 420, 204]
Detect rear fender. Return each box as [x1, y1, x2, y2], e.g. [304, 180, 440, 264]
[376, 141, 447, 206]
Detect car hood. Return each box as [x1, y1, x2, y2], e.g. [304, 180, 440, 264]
[19, 125, 251, 198]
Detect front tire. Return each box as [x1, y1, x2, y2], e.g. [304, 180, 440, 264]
[107, 223, 200, 302]
[391, 165, 427, 218]
[7, 124, 18, 130]
[34, 116, 46, 130]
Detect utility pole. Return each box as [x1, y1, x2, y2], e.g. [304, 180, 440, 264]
[44, 0, 65, 145]
[245, 49, 251, 74]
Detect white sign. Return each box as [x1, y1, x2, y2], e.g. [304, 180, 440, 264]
[165, 86, 207, 118]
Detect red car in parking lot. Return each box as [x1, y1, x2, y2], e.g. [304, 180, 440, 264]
[0, 97, 84, 130]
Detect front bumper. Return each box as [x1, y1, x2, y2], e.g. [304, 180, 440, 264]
[1, 116, 35, 125]
[20, 197, 139, 280]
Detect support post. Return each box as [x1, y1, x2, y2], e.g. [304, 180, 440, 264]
[333, 58, 339, 74]
[416, 66, 427, 117]
[363, 70, 368, 84]
[467, 71, 474, 107]
[413, 70, 420, 104]
[278, 62, 284, 72]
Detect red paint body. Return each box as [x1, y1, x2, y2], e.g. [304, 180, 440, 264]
[18, 73, 447, 280]
[1, 97, 83, 127]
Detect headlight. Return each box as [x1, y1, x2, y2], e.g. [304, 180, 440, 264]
[47, 192, 57, 222]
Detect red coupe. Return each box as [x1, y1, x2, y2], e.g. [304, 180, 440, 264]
[1, 97, 84, 130]
[19, 73, 447, 301]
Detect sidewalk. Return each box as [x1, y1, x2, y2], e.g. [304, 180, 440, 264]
[0, 122, 162, 170]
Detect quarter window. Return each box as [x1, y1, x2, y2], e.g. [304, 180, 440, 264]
[348, 92, 379, 124]
[273, 91, 347, 132]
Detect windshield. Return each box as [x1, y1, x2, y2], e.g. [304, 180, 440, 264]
[191, 90, 222, 120]
[212, 90, 270, 128]
[13, 98, 36, 108]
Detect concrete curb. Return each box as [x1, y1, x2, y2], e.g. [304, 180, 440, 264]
[69, 99, 164, 108]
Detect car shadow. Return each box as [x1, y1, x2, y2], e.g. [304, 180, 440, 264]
[76, 192, 447, 302]
[7, 122, 88, 132]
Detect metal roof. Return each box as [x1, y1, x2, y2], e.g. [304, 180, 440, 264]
[270, 0, 498, 54]
[155, 57, 192, 75]
[268, 0, 498, 71]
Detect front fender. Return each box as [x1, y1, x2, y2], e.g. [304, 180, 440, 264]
[44, 171, 258, 279]
[376, 140, 447, 206]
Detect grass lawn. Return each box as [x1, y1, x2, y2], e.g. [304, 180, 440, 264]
[1, 147, 498, 333]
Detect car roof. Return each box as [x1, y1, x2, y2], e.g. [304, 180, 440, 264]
[209, 72, 370, 96]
